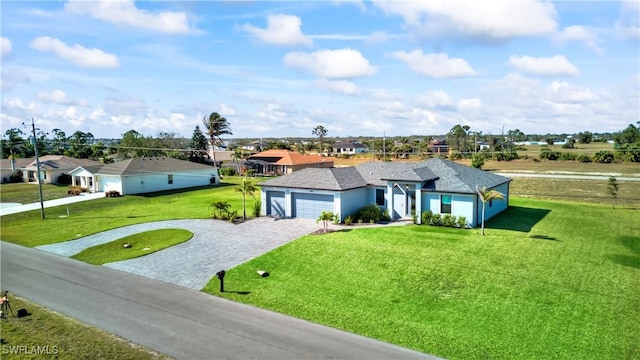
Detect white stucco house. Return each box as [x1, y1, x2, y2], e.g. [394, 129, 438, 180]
[259, 158, 511, 227]
[69, 157, 219, 195]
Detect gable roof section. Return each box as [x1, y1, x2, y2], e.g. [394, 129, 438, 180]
[249, 149, 334, 166]
[23, 155, 101, 171]
[260, 167, 366, 191]
[97, 157, 217, 176]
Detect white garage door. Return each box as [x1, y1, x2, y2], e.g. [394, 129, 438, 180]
[267, 191, 286, 217]
[293, 193, 334, 219]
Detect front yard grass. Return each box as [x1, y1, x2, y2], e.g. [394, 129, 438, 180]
[202, 197, 639, 360]
[0, 177, 262, 247]
[71, 229, 192, 265]
[0, 183, 71, 204]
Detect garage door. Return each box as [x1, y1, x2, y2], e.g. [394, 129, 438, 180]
[267, 191, 286, 217]
[293, 193, 334, 219]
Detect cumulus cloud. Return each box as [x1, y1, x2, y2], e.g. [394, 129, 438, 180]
[64, 0, 191, 34]
[547, 81, 598, 103]
[415, 90, 455, 110]
[37, 89, 90, 107]
[509, 55, 580, 77]
[283, 48, 376, 78]
[553, 26, 603, 54]
[1, 37, 11, 59]
[219, 103, 237, 116]
[456, 98, 482, 111]
[241, 14, 312, 46]
[373, 0, 557, 41]
[314, 78, 360, 95]
[1, 67, 30, 91]
[30, 36, 119, 68]
[390, 50, 476, 78]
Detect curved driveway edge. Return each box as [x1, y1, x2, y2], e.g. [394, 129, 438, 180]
[37, 217, 322, 289]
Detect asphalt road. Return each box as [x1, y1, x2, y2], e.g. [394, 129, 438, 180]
[1, 242, 438, 360]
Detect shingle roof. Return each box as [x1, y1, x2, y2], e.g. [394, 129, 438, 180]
[23, 155, 101, 171]
[249, 149, 334, 166]
[97, 157, 217, 176]
[260, 167, 366, 191]
[261, 158, 510, 193]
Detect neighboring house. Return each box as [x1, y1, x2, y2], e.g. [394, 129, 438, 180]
[259, 158, 511, 227]
[332, 141, 369, 155]
[19, 155, 101, 184]
[247, 149, 334, 176]
[241, 140, 263, 152]
[428, 139, 449, 154]
[0, 157, 33, 183]
[69, 157, 219, 195]
[207, 150, 234, 166]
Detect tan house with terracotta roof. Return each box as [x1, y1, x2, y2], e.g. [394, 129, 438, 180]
[247, 149, 333, 175]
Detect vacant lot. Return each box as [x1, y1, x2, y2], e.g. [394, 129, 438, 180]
[204, 198, 639, 360]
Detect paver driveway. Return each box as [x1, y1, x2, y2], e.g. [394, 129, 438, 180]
[37, 217, 321, 289]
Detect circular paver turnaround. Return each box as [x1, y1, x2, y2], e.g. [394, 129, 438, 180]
[37, 217, 322, 289]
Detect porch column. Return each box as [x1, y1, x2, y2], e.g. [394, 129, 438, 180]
[387, 182, 395, 220]
[415, 183, 422, 224]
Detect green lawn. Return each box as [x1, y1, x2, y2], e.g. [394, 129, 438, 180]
[202, 198, 639, 360]
[0, 183, 71, 203]
[0, 177, 262, 247]
[71, 229, 193, 265]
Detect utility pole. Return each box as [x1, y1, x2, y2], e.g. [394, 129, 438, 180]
[29, 118, 45, 219]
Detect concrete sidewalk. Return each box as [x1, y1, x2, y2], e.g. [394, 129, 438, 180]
[0, 192, 105, 216]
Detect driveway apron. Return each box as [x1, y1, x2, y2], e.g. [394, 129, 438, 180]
[37, 217, 321, 289]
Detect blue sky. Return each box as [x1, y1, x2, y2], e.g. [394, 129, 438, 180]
[1, 0, 638, 140]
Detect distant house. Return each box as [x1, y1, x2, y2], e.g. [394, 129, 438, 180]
[332, 141, 369, 155]
[247, 149, 334, 176]
[0, 157, 33, 183]
[259, 158, 510, 227]
[241, 140, 263, 152]
[428, 139, 449, 154]
[18, 155, 102, 184]
[69, 157, 219, 195]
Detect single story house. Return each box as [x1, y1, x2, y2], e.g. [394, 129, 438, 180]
[428, 139, 449, 154]
[69, 157, 219, 195]
[332, 141, 369, 155]
[247, 149, 334, 176]
[19, 155, 102, 184]
[1, 157, 33, 182]
[259, 158, 511, 227]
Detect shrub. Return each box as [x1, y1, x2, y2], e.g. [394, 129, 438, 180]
[353, 204, 385, 223]
[494, 151, 519, 161]
[57, 174, 72, 185]
[219, 167, 236, 176]
[457, 216, 468, 228]
[252, 200, 262, 217]
[449, 153, 463, 160]
[441, 214, 456, 227]
[471, 153, 485, 169]
[345, 216, 353, 225]
[559, 152, 577, 161]
[68, 185, 83, 195]
[540, 146, 559, 160]
[105, 190, 121, 197]
[421, 210, 433, 225]
[430, 213, 442, 226]
[576, 154, 591, 163]
[593, 151, 615, 163]
[9, 171, 23, 183]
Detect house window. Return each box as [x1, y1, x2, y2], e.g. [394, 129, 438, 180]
[489, 200, 493, 207]
[168, 174, 173, 184]
[375, 188, 385, 206]
[441, 195, 452, 214]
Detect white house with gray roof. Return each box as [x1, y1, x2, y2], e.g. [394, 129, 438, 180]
[69, 157, 219, 195]
[259, 158, 511, 227]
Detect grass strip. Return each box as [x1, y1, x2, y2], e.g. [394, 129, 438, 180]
[71, 229, 192, 265]
[0, 295, 170, 359]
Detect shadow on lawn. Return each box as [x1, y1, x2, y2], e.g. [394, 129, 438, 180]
[486, 206, 551, 232]
[138, 184, 234, 198]
[610, 236, 640, 269]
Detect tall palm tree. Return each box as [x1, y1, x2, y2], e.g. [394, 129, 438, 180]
[476, 186, 505, 236]
[202, 112, 232, 170]
[235, 177, 257, 219]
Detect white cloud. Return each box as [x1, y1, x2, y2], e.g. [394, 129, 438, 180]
[1, 37, 11, 59]
[373, 0, 557, 41]
[616, 1, 640, 40]
[456, 98, 482, 111]
[553, 26, 603, 54]
[241, 14, 312, 46]
[1, 67, 30, 91]
[331, 0, 366, 12]
[547, 81, 598, 103]
[30, 36, 119, 68]
[509, 55, 580, 77]
[390, 50, 476, 78]
[64, 0, 191, 34]
[283, 48, 376, 78]
[104, 96, 146, 115]
[314, 78, 360, 95]
[415, 90, 455, 110]
[219, 103, 237, 116]
[37, 90, 90, 107]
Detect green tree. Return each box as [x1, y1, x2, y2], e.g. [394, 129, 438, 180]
[316, 210, 335, 233]
[476, 187, 505, 236]
[51, 128, 67, 155]
[203, 112, 232, 168]
[607, 176, 619, 209]
[1, 128, 27, 159]
[471, 153, 485, 169]
[65, 131, 95, 158]
[189, 125, 209, 164]
[576, 131, 593, 144]
[312, 125, 328, 153]
[613, 123, 639, 148]
[235, 177, 257, 219]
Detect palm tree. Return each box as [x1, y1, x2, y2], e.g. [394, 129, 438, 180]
[235, 177, 257, 219]
[202, 112, 233, 170]
[476, 186, 505, 236]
